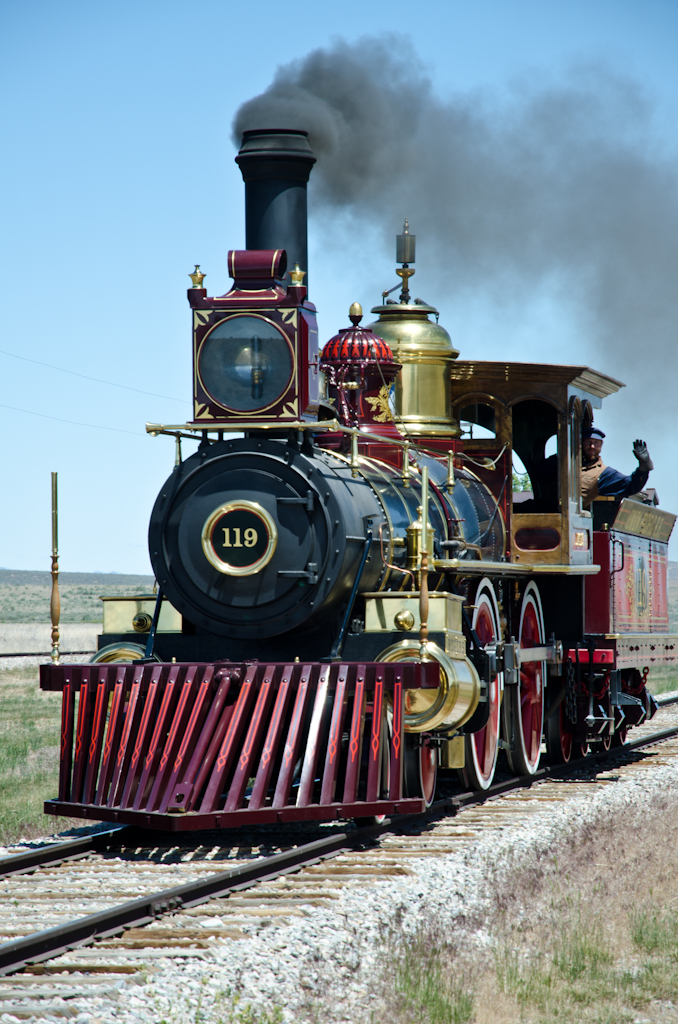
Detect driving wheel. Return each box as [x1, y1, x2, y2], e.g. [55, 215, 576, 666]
[502, 581, 545, 776]
[464, 580, 502, 790]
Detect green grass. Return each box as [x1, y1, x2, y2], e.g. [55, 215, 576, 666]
[0, 668, 78, 844]
[494, 902, 678, 1023]
[630, 904, 678, 956]
[645, 663, 678, 695]
[380, 929, 475, 1024]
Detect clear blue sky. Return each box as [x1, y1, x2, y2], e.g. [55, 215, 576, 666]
[1, 0, 677, 572]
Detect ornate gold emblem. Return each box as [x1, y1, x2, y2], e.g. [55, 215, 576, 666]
[636, 555, 648, 617]
[365, 385, 394, 423]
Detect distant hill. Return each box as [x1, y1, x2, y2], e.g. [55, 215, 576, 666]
[1, 565, 677, 628]
[0, 570, 155, 624]
[0, 570, 154, 588]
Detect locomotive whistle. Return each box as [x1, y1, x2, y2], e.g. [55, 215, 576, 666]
[50, 472, 60, 665]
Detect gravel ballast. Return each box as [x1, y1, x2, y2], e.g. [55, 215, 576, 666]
[6, 748, 674, 1024]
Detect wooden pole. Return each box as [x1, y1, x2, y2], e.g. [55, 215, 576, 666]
[50, 472, 60, 664]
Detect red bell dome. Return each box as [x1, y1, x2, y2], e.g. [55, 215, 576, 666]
[321, 303, 396, 366]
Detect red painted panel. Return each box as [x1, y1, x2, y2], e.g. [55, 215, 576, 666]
[585, 532, 611, 634]
[566, 648, 614, 664]
[611, 531, 669, 633]
[650, 541, 670, 630]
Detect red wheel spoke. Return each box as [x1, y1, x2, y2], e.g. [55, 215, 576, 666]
[466, 583, 502, 791]
[508, 586, 545, 775]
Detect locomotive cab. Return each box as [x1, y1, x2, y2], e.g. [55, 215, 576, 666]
[450, 362, 624, 567]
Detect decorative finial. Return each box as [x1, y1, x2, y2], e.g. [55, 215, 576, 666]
[290, 263, 306, 286]
[189, 265, 205, 289]
[349, 302, 363, 326]
[395, 220, 416, 303]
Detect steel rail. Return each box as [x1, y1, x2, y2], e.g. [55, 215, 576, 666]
[0, 828, 383, 975]
[0, 827, 129, 879]
[2, 717, 678, 976]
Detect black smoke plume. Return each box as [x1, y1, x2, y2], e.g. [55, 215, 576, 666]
[234, 36, 678, 495]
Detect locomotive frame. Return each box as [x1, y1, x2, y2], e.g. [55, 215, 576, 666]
[40, 127, 678, 828]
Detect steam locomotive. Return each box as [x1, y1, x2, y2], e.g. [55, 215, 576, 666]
[40, 128, 677, 830]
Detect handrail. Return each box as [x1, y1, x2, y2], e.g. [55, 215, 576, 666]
[145, 420, 501, 471]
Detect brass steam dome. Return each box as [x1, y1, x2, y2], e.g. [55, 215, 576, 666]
[366, 221, 460, 438]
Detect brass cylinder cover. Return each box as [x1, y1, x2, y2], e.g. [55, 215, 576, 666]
[377, 639, 480, 732]
[367, 302, 460, 437]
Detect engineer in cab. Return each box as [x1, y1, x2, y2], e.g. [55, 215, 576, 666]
[581, 427, 654, 508]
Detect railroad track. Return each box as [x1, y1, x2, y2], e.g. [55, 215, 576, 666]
[1, 695, 678, 1021]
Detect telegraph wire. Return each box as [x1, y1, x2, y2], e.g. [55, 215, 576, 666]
[0, 348, 188, 404]
[0, 402, 142, 437]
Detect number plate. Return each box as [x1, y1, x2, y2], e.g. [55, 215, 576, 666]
[201, 501, 278, 576]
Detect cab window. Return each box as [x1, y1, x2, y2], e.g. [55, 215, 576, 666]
[511, 399, 559, 513]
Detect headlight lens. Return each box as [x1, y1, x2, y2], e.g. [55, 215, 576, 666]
[199, 315, 293, 412]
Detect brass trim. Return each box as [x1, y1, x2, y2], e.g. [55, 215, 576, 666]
[201, 500, 278, 577]
[434, 559, 601, 576]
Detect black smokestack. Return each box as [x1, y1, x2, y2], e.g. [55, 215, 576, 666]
[235, 128, 316, 290]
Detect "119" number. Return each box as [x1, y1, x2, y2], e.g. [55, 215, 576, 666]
[222, 527, 258, 548]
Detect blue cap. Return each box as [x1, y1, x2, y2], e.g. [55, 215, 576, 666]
[582, 427, 605, 440]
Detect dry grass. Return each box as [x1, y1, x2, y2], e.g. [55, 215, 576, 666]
[451, 786, 678, 1023]
[0, 667, 80, 844]
[0, 569, 154, 623]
